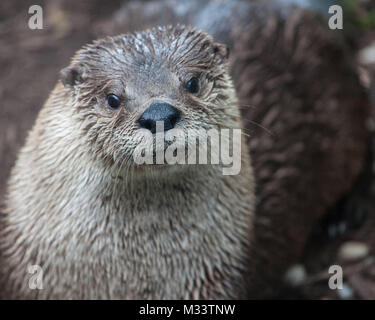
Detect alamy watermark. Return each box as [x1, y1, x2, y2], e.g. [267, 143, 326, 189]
[133, 122, 242, 175]
[28, 5, 43, 30]
[27, 4, 344, 31]
[28, 264, 43, 290]
[328, 265, 343, 290]
[328, 5, 343, 30]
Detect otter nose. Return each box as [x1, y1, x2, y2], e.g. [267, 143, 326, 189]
[138, 102, 181, 134]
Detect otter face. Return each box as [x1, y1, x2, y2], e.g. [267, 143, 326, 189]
[60, 26, 239, 169]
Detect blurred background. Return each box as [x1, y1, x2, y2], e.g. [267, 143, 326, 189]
[1, 0, 375, 299]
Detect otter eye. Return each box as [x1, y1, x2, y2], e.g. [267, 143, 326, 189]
[107, 94, 121, 109]
[186, 77, 199, 94]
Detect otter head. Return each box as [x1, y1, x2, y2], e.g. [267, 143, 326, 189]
[59, 25, 239, 173]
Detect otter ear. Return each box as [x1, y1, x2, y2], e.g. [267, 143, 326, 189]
[212, 42, 230, 62]
[60, 65, 84, 87]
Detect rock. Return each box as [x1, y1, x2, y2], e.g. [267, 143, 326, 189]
[338, 241, 370, 262]
[337, 283, 354, 300]
[284, 264, 307, 287]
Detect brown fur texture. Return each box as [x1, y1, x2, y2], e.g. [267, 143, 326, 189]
[0, 26, 255, 299]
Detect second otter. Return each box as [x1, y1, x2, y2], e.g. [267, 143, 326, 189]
[0, 26, 255, 299]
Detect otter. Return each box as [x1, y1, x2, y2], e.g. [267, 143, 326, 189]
[1, 0, 371, 300]
[0, 26, 255, 299]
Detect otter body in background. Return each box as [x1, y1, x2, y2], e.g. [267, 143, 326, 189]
[0, 26, 255, 299]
